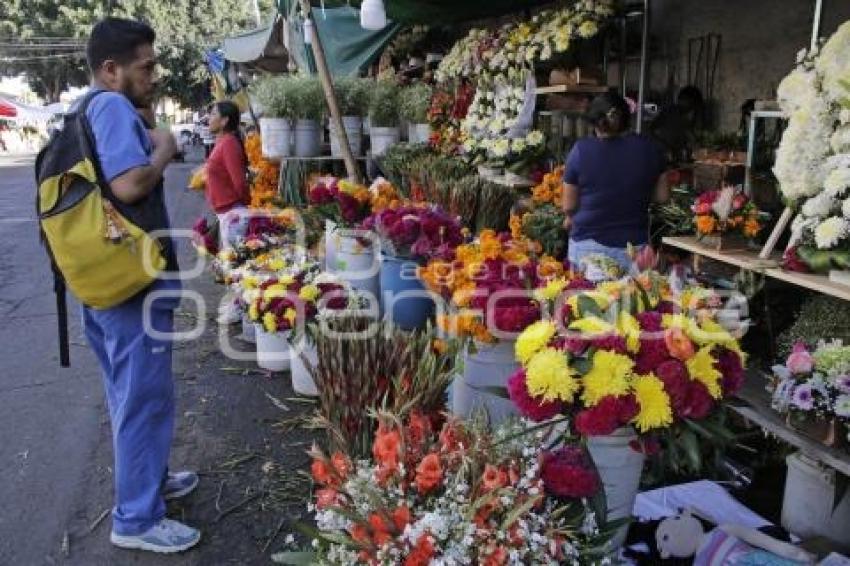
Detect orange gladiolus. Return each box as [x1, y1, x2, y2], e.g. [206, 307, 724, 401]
[311, 458, 334, 486]
[372, 427, 402, 472]
[315, 488, 339, 509]
[331, 451, 351, 479]
[404, 535, 435, 566]
[349, 523, 370, 545]
[392, 505, 411, 531]
[415, 453, 443, 494]
[368, 513, 392, 546]
[665, 327, 696, 361]
[481, 464, 508, 492]
[482, 546, 509, 566]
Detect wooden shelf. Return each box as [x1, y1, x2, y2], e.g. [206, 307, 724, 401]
[534, 84, 609, 96]
[729, 372, 850, 477]
[662, 236, 850, 302]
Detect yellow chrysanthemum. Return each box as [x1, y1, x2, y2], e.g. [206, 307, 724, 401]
[262, 312, 277, 333]
[618, 311, 642, 354]
[662, 313, 701, 339]
[248, 302, 259, 322]
[279, 274, 295, 285]
[516, 320, 557, 364]
[631, 373, 673, 432]
[525, 348, 579, 403]
[596, 281, 626, 299]
[284, 308, 297, 327]
[568, 316, 615, 337]
[686, 346, 723, 399]
[298, 284, 321, 302]
[267, 258, 286, 272]
[534, 278, 568, 302]
[692, 319, 748, 363]
[242, 276, 259, 290]
[581, 350, 634, 406]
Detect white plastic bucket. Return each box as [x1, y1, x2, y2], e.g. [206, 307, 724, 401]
[254, 325, 291, 372]
[324, 220, 338, 271]
[408, 123, 431, 144]
[369, 126, 400, 156]
[451, 340, 520, 426]
[330, 116, 363, 157]
[294, 119, 321, 157]
[240, 314, 256, 343]
[290, 336, 319, 397]
[260, 117, 292, 158]
[586, 427, 645, 551]
[782, 452, 850, 544]
[333, 231, 380, 299]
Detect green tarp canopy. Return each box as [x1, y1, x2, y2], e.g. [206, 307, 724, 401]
[221, 18, 290, 73]
[286, 5, 403, 77]
[280, 0, 558, 24]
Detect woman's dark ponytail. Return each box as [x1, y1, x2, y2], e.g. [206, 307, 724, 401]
[586, 92, 631, 136]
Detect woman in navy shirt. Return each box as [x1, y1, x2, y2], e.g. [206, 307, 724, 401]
[563, 92, 669, 273]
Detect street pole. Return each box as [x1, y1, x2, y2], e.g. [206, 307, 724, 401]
[298, 0, 360, 182]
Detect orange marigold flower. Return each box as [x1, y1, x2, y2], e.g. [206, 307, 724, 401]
[432, 338, 448, 355]
[744, 217, 761, 238]
[695, 214, 717, 235]
[415, 453, 443, 494]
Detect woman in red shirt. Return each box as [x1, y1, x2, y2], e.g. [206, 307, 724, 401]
[205, 101, 250, 247]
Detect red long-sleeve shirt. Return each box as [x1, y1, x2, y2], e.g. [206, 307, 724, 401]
[205, 133, 250, 213]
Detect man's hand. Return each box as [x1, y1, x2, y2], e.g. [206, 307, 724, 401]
[562, 214, 573, 232]
[149, 128, 178, 158]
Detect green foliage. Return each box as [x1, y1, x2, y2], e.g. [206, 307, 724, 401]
[252, 75, 296, 119]
[777, 294, 850, 357]
[368, 80, 400, 127]
[398, 83, 432, 124]
[288, 76, 325, 120]
[650, 184, 698, 240]
[333, 77, 370, 116]
[521, 204, 566, 258]
[0, 0, 271, 106]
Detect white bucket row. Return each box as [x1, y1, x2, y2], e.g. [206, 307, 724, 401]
[260, 117, 430, 159]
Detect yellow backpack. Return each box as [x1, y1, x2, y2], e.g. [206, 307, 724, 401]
[35, 92, 166, 312]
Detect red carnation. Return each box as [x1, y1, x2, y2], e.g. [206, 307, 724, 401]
[656, 359, 690, 416]
[507, 369, 563, 422]
[681, 381, 715, 420]
[617, 394, 639, 423]
[575, 403, 619, 436]
[590, 335, 628, 354]
[783, 245, 811, 273]
[716, 348, 745, 396]
[634, 337, 672, 374]
[540, 446, 600, 499]
[636, 311, 663, 332]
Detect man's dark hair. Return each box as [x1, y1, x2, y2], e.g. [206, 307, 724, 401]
[86, 17, 156, 72]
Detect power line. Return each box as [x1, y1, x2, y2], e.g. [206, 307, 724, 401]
[0, 53, 86, 62]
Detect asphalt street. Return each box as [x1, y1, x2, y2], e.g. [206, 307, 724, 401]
[0, 151, 204, 563]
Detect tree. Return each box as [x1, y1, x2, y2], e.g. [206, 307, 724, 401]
[1, 0, 272, 106]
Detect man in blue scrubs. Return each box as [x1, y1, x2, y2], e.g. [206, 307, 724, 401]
[81, 18, 200, 553]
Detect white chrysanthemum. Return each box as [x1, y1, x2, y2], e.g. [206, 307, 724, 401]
[776, 66, 818, 113]
[836, 394, 850, 418]
[511, 138, 527, 153]
[815, 21, 850, 103]
[842, 198, 850, 219]
[491, 138, 510, 158]
[774, 105, 834, 200]
[841, 108, 850, 125]
[814, 216, 850, 250]
[824, 167, 850, 197]
[801, 193, 836, 218]
[831, 126, 850, 154]
[526, 130, 544, 146]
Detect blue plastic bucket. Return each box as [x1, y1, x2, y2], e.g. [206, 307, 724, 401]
[380, 254, 434, 330]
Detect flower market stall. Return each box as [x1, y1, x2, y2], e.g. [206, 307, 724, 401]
[190, 0, 850, 562]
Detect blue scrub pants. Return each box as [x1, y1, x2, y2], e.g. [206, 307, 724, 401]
[82, 284, 177, 536]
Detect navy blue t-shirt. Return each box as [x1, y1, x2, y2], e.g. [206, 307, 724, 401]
[564, 133, 665, 248]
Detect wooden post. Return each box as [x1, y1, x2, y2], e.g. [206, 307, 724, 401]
[298, 0, 361, 183]
[759, 206, 794, 260]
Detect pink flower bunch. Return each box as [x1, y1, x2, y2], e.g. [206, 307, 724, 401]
[363, 205, 464, 261]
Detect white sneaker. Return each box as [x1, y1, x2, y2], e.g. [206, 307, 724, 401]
[110, 518, 201, 554]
